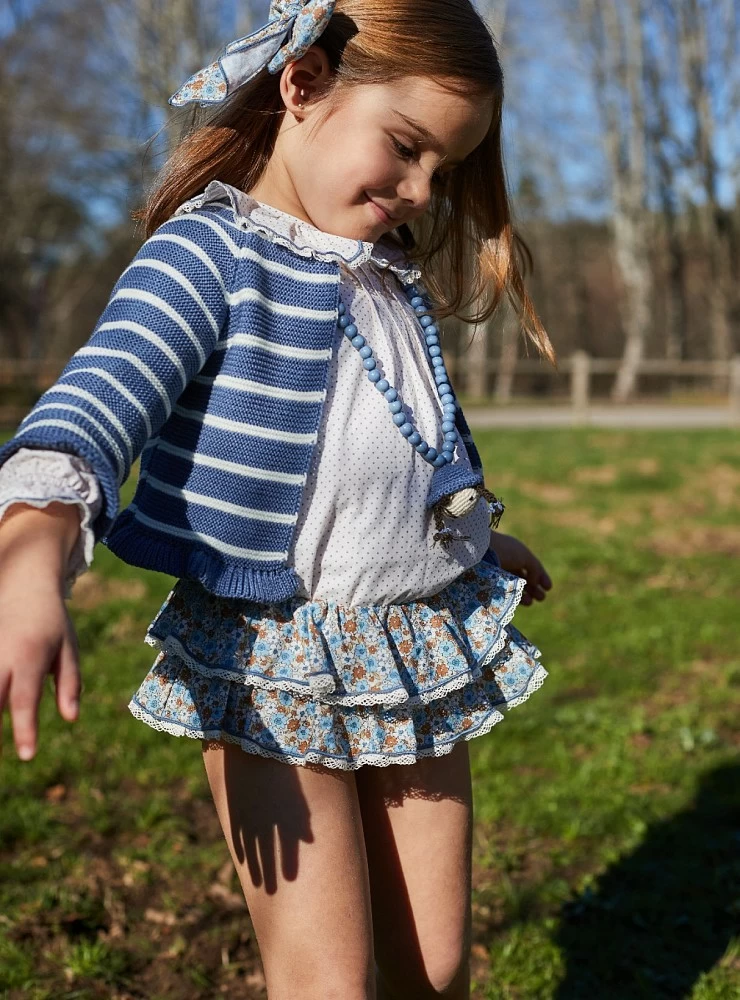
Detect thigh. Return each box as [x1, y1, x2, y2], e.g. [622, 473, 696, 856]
[202, 740, 375, 1000]
[356, 741, 474, 999]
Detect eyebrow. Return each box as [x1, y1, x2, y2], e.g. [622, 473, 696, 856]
[390, 110, 464, 166]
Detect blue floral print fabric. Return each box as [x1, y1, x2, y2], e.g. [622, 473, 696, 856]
[169, 1, 336, 107]
[128, 558, 548, 769]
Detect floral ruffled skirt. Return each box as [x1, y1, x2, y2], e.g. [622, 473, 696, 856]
[128, 558, 548, 770]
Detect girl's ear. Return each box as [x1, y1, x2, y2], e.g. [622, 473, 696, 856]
[280, 46, 333, 120]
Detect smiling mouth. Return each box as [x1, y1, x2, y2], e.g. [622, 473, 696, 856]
[366, 196, 398, 224]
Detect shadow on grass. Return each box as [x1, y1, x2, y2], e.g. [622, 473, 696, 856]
[555, 762, 740, 999]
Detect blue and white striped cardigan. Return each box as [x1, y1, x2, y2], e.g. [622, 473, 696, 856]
[0, 183, 486, 602]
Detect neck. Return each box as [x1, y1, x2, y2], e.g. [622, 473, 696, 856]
[247, 159, 314, 227]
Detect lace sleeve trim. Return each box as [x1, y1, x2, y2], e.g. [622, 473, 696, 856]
[0, 448, 102, 598]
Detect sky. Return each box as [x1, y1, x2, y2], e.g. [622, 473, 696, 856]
[2, 0, 737, 230]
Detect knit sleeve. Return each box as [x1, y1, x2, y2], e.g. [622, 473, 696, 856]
[0, 208, 237, 542]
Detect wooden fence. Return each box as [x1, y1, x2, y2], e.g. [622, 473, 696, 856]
[444, 352, 740, 418]
[2, 353, 740, 426]
[456, 351, 740, 411]
[564, 352, 740, 420]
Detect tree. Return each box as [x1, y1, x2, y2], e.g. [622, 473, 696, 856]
[462, 1, 510, 398]
[575, 0, 652, 401]
[0, 1, 260, 360]
[677, 0, 735, 376]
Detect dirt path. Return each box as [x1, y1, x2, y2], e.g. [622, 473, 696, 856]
[464, 406, 739, 429]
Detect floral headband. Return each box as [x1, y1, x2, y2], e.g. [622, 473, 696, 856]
[169, 0, 336, 108]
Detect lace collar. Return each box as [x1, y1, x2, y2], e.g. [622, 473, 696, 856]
[176, 180, 422, 284]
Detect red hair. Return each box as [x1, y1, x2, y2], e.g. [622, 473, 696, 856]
[136, 0, 554, 362]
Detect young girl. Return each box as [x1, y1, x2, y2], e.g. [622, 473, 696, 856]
[0, 1, 554, 996]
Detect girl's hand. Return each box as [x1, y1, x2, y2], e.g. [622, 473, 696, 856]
[0, 503, 82, 761]
[488, 531, 553, 607]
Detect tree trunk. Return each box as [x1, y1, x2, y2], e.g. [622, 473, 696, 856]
[577, 0, 651, 401]
[679, 0, 734, 378]
[644, 17, 688, 360]
[465, 0, 510, 402]
[465, 321, 490, 400]
[608, 0, 651, 401]
[494, 307, 518, 403]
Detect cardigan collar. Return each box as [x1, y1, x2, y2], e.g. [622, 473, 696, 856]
[177, 180, 422, 285]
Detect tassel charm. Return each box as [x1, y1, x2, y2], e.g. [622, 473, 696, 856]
[431, 483, 505, 549]
[480, 486, 506, 530]
[432, 506, 469, 549]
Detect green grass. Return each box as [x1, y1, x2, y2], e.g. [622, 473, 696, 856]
[1, 429, 739, 999]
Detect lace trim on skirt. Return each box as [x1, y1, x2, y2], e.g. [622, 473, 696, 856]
[128, 559, 548, 769]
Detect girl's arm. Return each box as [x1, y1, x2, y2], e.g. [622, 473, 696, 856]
[0, 207, 237, 544]
[0, 205, 237, 762]
[0, 448, 101, 598]
[0, 501, 83, 761]
[488, 530, 553, 607]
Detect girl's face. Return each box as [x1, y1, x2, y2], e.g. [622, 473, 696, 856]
[251, 67, 493, 242]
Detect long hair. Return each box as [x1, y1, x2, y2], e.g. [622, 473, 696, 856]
[137, 0, 554, 362]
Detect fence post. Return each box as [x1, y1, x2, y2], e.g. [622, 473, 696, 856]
[571, 350, 591, 424]
[465, 321, 489, 400]
[729, 355, 740, 423]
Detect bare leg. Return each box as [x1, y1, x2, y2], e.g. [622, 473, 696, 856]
[356, 742, 473, 1000]
[202, 740, 376, 1000]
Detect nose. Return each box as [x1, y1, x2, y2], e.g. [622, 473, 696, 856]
[397, 168, 433, 216]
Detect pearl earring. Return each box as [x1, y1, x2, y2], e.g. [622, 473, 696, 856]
[298, 88, 306, 109]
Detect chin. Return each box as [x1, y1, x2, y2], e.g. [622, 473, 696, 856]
[320, 201, 390, 242]
[342, 220, 385, 242]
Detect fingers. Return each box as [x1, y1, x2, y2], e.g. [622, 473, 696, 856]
[1, 626, 80, 762]
[0, 597, 81, 761]
[528, 586, 547, 602]
[53, 624, 81, 723]
[0, 669, 10, 754]
[518, 564, 552, 606]
[9, 666, 44, 761]
[527, 557, 553, 596]
[519, 584, 544, 606]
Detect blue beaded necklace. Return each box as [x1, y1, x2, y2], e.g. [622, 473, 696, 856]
[338, 282, 458, 467]
[337, 281, 505, 547]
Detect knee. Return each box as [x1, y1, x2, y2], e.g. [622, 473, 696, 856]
[270, 966, 375, 1000]
[377, 949, 470, 999]
[424, 951, 470, 998]
[272, 982, 373, 1000]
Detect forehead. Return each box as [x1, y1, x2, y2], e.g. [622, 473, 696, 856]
[352, 76, 494, 155]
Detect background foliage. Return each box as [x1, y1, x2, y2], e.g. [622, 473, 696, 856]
[0, 0, 738, 398]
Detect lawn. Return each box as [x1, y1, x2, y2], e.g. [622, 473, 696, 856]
[1, 429, 738, 999]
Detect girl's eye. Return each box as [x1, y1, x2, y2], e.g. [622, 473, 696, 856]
[392, 137, 449, 186]
[391, 137, 415, 160]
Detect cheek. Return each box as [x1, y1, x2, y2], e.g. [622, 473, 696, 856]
[301, 122, 398, 202]
[341, 138, 399, 192]
[305, 129, 358, 183]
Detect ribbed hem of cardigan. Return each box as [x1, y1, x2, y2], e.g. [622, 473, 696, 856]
[102, 508, 300, 601]
[0, 431, 118, 543]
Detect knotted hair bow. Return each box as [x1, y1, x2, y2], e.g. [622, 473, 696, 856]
[169, 0, 337, 108]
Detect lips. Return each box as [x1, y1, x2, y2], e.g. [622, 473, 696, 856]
[367, 196, 398, 224]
